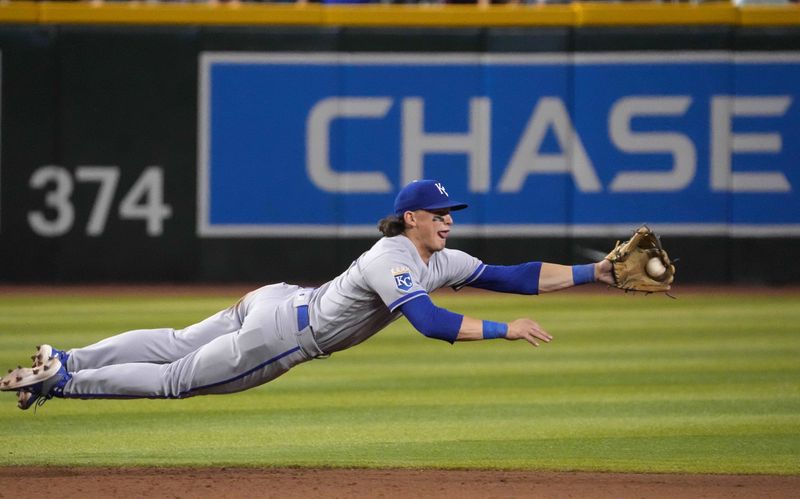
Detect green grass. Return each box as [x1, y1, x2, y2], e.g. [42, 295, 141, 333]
[0, 290, 799, 474]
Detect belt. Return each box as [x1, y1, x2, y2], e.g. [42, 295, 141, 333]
[296, 303, 310, 331]
[293, 290, 328, 359]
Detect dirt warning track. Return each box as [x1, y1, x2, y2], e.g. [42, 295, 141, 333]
[1, 467, 798, 499]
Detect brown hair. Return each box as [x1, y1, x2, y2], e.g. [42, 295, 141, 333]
[377, 214, 406, 237]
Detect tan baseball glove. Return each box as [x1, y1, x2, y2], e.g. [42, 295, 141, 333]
[605, 225, 675, 293]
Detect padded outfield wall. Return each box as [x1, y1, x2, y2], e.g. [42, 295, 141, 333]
[0, 3, 798, 283]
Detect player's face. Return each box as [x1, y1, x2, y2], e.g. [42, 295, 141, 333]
[408, 208, 453, 260]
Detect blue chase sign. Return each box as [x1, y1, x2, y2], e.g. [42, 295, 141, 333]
[198, 52, 800, 237]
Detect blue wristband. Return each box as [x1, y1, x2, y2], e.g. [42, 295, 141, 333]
[572, 264, 596, 285]
[482, 320, 508, 339]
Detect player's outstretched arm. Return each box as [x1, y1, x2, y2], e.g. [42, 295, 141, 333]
[468, 259, 614, 295]
[538, 260, 614, 292]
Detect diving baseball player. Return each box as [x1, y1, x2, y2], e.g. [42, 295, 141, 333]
[1, 179, 616, 410]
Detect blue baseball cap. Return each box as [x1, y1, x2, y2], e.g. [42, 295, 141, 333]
[393, 180, 468, 216]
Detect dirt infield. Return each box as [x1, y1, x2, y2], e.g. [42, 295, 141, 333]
[1, 467, 798, 499]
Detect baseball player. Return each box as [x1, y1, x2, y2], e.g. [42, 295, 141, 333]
[1, 179, 615, 410]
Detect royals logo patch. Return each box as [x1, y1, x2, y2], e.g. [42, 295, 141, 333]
[392, 267, 413, 292]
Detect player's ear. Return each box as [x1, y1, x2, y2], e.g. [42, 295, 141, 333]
[403, 211, 416, 228]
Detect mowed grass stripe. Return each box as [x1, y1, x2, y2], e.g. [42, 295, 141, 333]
[0, 290, 798, 473]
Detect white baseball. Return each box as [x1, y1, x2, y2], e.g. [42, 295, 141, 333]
[645, 257, 667, 278]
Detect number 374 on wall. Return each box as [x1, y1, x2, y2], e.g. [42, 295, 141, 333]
[27, 166, 173, 237]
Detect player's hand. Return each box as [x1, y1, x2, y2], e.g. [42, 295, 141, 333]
[595, 259, 615, 286]
[506, 318, 552, 347]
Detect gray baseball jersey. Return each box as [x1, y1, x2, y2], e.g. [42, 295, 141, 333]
[311, 235, 482, 353]
[59, 235, 483, 400]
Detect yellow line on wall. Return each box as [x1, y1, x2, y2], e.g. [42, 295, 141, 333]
[320, 4, 575, 27]
[37, 2, 324, 26]
[577, 2, 737, 26]
[0, 1, 797, 27]
[739, 5, 800, 26]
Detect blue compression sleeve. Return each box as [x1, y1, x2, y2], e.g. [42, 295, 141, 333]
[399, 295, 463, 344]
[468, 262, 542, 295]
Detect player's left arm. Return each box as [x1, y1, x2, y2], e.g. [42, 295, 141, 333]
[454, 315, 552, 346]
[399, 294, 552, 347]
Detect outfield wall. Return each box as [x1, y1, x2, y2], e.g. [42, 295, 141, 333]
[0, 3, 799, 284]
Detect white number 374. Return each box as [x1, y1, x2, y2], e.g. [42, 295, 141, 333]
[28, 165, 173, 237]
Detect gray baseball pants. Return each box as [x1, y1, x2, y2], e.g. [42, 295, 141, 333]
[61, 283, 320, 399]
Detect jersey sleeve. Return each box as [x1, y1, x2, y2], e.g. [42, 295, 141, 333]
[440, 249, 486, 291]
[361, 251, 427, 312]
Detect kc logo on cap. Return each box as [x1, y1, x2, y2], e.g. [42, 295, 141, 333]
[393, 179, 468, 216]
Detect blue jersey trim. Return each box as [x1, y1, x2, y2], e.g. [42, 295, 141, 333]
[388, 290, 428, 312]
[63, 346, 302, 400]
[452, 263, 486, 291]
